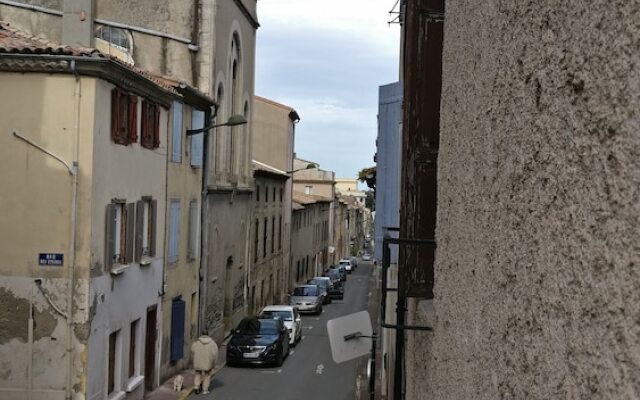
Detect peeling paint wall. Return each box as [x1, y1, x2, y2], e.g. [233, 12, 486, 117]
[406, 1, 640, 399]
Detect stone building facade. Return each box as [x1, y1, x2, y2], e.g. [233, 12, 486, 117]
[401, 2, 640, 400]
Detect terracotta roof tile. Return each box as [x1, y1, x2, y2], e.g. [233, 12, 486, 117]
[0, 21, 103, 58]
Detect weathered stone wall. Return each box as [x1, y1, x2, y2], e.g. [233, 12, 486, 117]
[407, 2, 640, 399]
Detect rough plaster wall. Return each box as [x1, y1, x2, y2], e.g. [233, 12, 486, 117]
[0, 277, 88, 398]
[407, 1, 640, 400]
[95, 0, 194, 83]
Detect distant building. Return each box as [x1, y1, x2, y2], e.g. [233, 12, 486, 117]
[252, 96, 299, 300]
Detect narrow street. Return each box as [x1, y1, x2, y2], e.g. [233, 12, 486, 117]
[191, 262, 374, 400]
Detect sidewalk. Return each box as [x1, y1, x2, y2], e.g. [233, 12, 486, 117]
[144, 336, 230, 400]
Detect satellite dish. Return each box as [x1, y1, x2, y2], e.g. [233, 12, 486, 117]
[327, 310, 373, 364]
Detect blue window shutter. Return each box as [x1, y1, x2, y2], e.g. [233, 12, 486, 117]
[170, 298, 186, 361]
[172, 102, 183, 163]
[190, 110, 204, 167]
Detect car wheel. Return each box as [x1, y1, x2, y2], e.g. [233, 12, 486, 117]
[275, 348, 285, 367]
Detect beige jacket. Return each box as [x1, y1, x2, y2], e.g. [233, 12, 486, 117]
[191, 336, 218, 371]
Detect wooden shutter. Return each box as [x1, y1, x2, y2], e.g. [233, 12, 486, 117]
[105, 204, 116, 269]
[125, 202, 136, 263]
[190, 110, 204, 167]
[128, 95, 138, 143]
[111, 90, 119, 143]
[171, 102, 183, 162]
[153, 104, 160, 148]
[149, 199, 157, 257]
[135, 200, 144, 262]
[187, 201, 198, 260]
[141, 101, 150, 149]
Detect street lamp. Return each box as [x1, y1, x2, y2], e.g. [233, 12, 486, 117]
[186, 114, 247, 136]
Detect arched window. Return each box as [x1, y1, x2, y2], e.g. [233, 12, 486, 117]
[228, 33, 242, 177]
[95, 26, 132, 51]
[216, 83, 225, 174]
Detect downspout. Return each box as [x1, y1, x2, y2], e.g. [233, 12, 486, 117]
[66, 61, 81, 400]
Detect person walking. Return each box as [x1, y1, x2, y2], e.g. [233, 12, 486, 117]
[191, 329, 219, 395]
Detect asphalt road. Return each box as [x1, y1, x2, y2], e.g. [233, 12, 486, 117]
[191, 262, 374, 400]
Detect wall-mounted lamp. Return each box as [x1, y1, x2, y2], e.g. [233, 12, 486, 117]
[286, 162, 319, 174]
[186, 114, 247, 136]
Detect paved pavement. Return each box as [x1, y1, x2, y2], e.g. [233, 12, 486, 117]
[144, 337, 230, 400]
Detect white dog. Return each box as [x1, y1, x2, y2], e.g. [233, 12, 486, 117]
[173, 374, 184, 391]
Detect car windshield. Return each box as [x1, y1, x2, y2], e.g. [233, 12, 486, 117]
[339, 261, 349, 266]
[293, 286, 318, 296]
[309, 279, 328, 288]
[260, 310, 293, 321]
[235, 318, 279, 335]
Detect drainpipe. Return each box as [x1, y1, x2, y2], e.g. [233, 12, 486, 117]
[65, 63, 81, 400]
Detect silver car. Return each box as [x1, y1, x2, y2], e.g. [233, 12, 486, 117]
[289, 285, 323, 315]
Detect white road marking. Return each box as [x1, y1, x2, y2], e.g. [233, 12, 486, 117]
[302, 326, 313, 330]
[316, 364, 325, 375]
[290, 350, 295, 355]
[261, 370, 276, 374]
[302, 336, 306, 340]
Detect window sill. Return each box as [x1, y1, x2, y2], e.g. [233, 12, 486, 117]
[107, 391, 126, 400]
[125, 375, 145, 393]
[139, 256, 153, 266]
[110, 264, 129, 276]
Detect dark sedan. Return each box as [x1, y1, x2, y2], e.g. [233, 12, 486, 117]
[226, 317, 290, 367]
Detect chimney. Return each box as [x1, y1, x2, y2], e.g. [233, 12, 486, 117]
[62, 0, 94, 47]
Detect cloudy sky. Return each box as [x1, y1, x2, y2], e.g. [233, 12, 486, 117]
[255, 0, 401, 179]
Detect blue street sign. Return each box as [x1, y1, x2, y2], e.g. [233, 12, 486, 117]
[38, 253, 64, 266]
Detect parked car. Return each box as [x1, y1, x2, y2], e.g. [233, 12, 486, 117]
[307, 277, 332, 304]
[362, 253, 372, 261]
[324, 268, 342, 286]
[334, 265, 347, 281]
[339, 258, 354, 273]
[321, 271, 345, 300]
[289, 285, 323, 314]
[259, 305, 302, 346]
[226, 317, 290, 367]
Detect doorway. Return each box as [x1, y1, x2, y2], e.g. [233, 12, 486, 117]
[144, 305, 157, 392]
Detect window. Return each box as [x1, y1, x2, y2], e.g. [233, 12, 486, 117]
[278, 215, 282, 250]
[263, 217, 268, 258]
[271, 216, 275, 254]
[141, 100, 160, 149]
[108, 330, 120, 394]
[168, 200, 181, 263]
[171, 102, 183, 163]
[256, 185, 260, 202]
[272, 187, 276, 202]
[187, 200, 199, 261]
[111, 88, 137, 146]
[129, 320, 139, 378]
[96, 26, 131, 50]
[135, 198, 156, 262]
[280, 188, 283, 202]
[190, 110, 205, 167]
[305, 185, 312, 195]
[265, 186, 269, 202]
[254, 219, 259, 262]
[106, 201, 135, 268]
